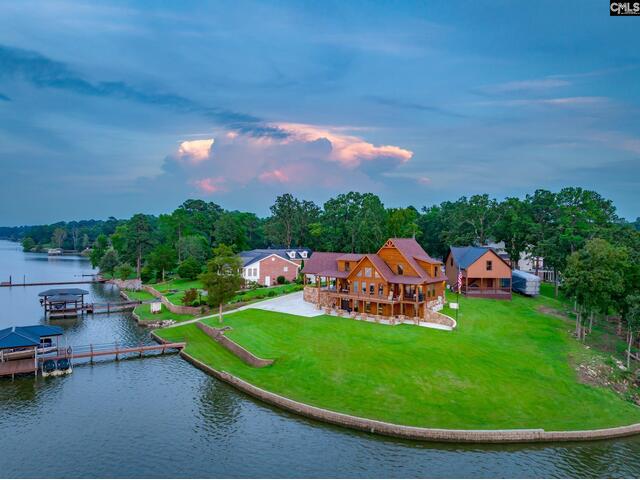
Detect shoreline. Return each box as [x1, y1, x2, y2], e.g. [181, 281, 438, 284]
[150, 331, 640, 444]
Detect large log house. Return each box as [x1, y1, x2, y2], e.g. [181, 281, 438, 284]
[302, 238, 447, 320]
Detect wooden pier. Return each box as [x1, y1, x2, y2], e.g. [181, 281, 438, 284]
[41, 342, 186, 362]
[1, 278, 106, 288]
[0, 341, 186, 378]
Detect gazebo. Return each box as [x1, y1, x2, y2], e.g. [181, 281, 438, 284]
[38, 288, 89, 318]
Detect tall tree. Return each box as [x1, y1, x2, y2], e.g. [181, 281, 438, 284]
[213, 212, 249, 252]
[122, 214, 154, 278]
[624, 294, 640, 369]
[200, 244, 243, 323]
[265, 193, 299, 248]
[387, 206, 421, 239]
[51, 227, 67, 248]
[148, 244, 177, 282]
[89, 233, 109, 268]
[492, 197, 534, 269]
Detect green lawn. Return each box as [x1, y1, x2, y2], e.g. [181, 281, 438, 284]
[156, 293, 640, 431]
[123, 289, 156, 301]
[133, 303, 195, 324]
[149, 278, 302, 306]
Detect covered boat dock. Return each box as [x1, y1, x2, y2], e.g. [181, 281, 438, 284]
[0, 325, 64, 378]
[39, 288, 89, 318]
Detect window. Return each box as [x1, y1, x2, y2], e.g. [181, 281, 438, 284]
[369, 284, 374, 295]
[253, 268, 257, 276]
[450, 257, 453, 267]
[362, 282, 367, 294]
[374, 271, 380, 278]
[288, 251, 296, 259]
[301, 251, 307, 258]
[486, 260, 493, 271]
[345, 261, 350, 271]
[283, 266, 288, 272]
[357, 270, 362, 277]
[364, 267, 372, 277]
[378, 284, 384, 296]
[365, 302, 371, 313]
[397, 264, 404, 275]
[353, 281, 359, 293]
[377, 304, 384, 315]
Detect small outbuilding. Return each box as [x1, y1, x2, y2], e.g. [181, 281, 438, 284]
[445, 246, 512, 300]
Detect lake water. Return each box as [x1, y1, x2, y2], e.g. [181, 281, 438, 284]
[1, 239, 640, 478]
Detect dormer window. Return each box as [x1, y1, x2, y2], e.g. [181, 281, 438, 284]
[287, 251, 296, 259]
[300, 251, 307, 258]
[397, 264, 404, 275]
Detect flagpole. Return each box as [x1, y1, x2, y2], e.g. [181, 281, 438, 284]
[456, 267, 460, 324]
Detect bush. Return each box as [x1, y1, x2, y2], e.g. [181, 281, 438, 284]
[277, 275, 286, 285]
[177, 257, 201, 280]
[21, 237, 35, 252]
[182, 288, 198, 305]
[140, 265, 154, 283]
[115, 263, 134, 280]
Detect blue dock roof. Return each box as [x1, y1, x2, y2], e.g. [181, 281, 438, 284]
[0, 325, 63, 349]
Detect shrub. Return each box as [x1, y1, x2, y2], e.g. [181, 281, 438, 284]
[21, 237, 35, 252]
[115, 263, 134, 280]
[182, 288, 198, 305]
[277, 275, 286, 285]
[140, 265, 154, 283]
[177, 257, 201, 280]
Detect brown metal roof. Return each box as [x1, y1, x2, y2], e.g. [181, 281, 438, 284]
[301, 252, 343, 274]
[336, 253, 365, 261]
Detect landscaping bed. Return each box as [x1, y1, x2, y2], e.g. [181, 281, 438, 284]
[156, 293, 640, 431]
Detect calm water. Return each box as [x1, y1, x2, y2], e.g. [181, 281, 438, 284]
[1, 239, 640, 478]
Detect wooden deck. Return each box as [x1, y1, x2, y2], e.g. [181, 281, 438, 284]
[40, 342, 186, 361]
[0, 358, 37, 377]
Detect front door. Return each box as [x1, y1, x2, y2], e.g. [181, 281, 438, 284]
[265, 276, 271, 286]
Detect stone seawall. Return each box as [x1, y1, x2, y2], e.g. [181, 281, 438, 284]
[108, 278, 142, 291]
[142, 285, 207, 316]
[178, 350, 640, 444]
[196, 322, 274, 368]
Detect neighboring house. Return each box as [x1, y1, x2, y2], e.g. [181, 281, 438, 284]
[486, 241, 555, 283]
[239, 248, 311, 286]
[302, 238, 447, 319]
[444, 246, 512, 299]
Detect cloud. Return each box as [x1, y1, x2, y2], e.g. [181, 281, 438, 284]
[364, 95, 466, 118]
[177, 138, 214, 164]
[274, 122, 413, 168]
[479, 78, 570, 94]
[193, 176, 225, 194]
[141, 122, 412, 198]
[475, 96, 608, 108]
[0, 44, 287, 139]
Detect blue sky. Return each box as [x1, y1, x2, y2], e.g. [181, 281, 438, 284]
[0, 0, 638, 225]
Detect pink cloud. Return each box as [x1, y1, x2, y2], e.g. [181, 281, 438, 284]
[258, 169, 290, 183]
[271, 123, 413, 168]
[193, 176, 225, 194]
[177, 138, 214, 164]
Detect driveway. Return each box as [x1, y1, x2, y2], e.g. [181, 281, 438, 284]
[250, 291, 324, 317]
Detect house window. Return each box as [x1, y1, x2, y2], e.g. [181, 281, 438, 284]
[353, 281, 359, 293]
[486, 260, 493, 271]
[362, 282, 367, 294]
[345, 262, 350, 271]
[288, 251, 296, 259]
[364, 267, 372, 277]
[377, 304, 384, 315]
[365, 302, 371, 313]
[283, 266, 288, 272]
[301, 251, 307, 258]
[378, 284, 384, 296]
[357, 270, 362, 277]
[369, 284, 374, 295]
[397, 264, 404, 275]
[374, 271, 380, 278]
[450, 257, 453, 267]
[253, 268, 257, 276]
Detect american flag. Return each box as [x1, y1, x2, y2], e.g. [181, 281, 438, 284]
[457, 269, 462, 294]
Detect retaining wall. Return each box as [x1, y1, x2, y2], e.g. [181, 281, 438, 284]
[108, 278, 142, 291]
[178, 350, 640, 444]
[196, 322, 273, 367]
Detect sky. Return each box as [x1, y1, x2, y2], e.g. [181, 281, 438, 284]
[0, 0, 639, 225]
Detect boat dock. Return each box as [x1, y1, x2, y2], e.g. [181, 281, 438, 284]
[0, 340, 185, 379]
[1, 277, 106, 287]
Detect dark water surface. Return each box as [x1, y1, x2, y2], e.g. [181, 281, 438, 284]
[1, 239, 640, 478]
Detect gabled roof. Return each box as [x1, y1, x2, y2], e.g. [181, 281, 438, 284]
[448, 246, 510, 270]
[301, 252, 345, 277]
[239, 248, 310, 267]
[379, 238, 441, 281]
[0, 325, 63, 349]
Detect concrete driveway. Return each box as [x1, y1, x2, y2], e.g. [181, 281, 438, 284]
[250, 291, 324, 317]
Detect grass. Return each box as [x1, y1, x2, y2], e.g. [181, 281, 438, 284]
[148, 277, 302, 306]
[123, 289, 156, 301]
[156, 292, 640, 431]
[133, 303, 195, 324]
